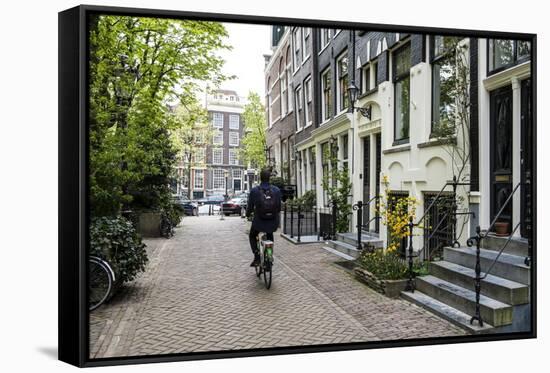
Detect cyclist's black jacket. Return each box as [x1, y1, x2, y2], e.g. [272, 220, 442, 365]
[246, 182, 282, 233]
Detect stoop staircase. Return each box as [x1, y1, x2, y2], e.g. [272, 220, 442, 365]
[401, 235, 531, 334]
[322, 232, 383, 260]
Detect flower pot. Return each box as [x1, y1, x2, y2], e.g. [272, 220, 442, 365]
[494, 221, 510, 236]
[354, 267, 408, 298]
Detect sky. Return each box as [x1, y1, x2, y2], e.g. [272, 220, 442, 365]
[216, 22, 272, 101]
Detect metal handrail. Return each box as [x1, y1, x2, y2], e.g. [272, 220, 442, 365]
[467, 181, 523, 327]
[352, 195, 381, 250]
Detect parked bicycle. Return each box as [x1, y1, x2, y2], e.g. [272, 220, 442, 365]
[89, 256, 115, 311]
[253, 233, 274, 289]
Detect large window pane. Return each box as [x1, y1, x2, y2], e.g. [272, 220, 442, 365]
[432, 57, 455, 131]
[395, 76, 410, 141]
[394, 44, 411, 78]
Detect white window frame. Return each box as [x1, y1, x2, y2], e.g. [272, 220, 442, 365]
[213, 129, 223, 145]
[212, 112, 223, 128]
[212, 148, 223, 165]
[193, 169, 204, 189]
[302, 28, 311, 61]
[229, 114, 240, 130]
[320, 29, 332, 50]
[295, 85, 303, 131]
[304, 77, 313, 126]
[229, 148, 239, 165]
[213, 169, 225, 189]
[229, 131, 239, 146]
[194, 147, 206, 164]
[281, 71, 287, 116]
[232, 169, 241, 179]
[321, 68, 332, 123]
[336, 51, 349, 114]
[293, 28, 301, 71]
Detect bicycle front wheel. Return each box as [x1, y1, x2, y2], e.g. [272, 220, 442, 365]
[263, 259, 272, 289]
[89, 258, 113, 311]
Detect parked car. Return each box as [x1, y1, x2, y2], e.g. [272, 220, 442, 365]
[172, 196, 198, 216]
[221, 198, 247, 216]
[202, 194, 226, 205]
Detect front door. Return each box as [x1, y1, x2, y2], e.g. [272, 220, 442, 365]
[490, 85, 513, 231]
[362, 137, 370, 231]
[520, 78, 533, 238]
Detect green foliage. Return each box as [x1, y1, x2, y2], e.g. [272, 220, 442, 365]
[240, 92, 267, 169]
[321, 146, 352, 233]
[269, 176, 286, 190]
[88, 15, 231, 216]
[358, 249, 427, 280]
[287, 189, 317, 210]
[90, 216, 148, 283]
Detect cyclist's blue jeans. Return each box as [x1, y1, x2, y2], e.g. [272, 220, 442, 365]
[249, 227, 274, 255]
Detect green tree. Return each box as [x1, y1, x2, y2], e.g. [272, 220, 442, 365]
[88, 15, 231, 216]
[240, 92, 267, 170]
[170, 102, 212, 198]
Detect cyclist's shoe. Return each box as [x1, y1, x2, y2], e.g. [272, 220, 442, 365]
[250, 254, 261, 267]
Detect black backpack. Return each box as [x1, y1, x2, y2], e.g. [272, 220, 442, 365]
[257, 186, 277, 220]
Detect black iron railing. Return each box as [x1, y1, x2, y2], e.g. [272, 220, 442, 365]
[352, 195, 381, 250]
[466, 181, 523, 327]
[282, 202, 318, 242]
[404, 176, 474, 292]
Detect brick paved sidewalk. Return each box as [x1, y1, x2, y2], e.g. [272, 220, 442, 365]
[89, 216, 464, 358]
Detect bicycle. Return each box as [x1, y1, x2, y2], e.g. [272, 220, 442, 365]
[254, 234, 274, 289]
[89, 256, 116, 311]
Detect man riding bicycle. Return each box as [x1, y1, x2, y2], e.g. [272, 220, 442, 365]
[246, 168, 282, 267]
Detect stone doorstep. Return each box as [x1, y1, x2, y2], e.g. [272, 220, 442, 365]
[327, 240, 361, 259]
[481, 234, 529, 258]
[280, 233, 324, 245]
[336, 232, 384, 248]
[443, 246, 530, 285]
[429, 261, 529, 306]
[401, 290, 494, 334]
[415, 275, 513, 327]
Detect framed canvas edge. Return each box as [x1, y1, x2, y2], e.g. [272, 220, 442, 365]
[57, 4, 538, 368]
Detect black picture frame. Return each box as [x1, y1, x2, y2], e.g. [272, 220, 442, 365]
[59, 4, 537, 368]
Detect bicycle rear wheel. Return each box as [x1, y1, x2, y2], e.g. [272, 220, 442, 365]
[89, 257, 113, 311]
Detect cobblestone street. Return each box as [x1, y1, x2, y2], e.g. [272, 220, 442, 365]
[89, 215, 465, 358]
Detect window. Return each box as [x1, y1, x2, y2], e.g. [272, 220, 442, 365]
[229, 149, 239, 165]
[267, 78, 272, 126]
[309, 147, 316, 191]
[213, 130, 223, 145]
[295, 85, 303, 130]
[285, 47, 293, 112]
[373, 60, 379, 88]
[342, 135, 349, 171]
[320, 29, 331, 49]
[337, 52, 349, 112]
[194, 169, 204, 189]
[488, 39, 531, 73]
[229, 114, 240, 130]
[321, 68, 332, 122]
[293, 28, 301, 70]
[305, 77, 312, 126]
[229, 131, 239, 146]
[232, 169, 241, 179]
[393, 43, 411, 142]
[281, 66, 288, 116]
[213, 169, 226, 189]
[212, 148, 223, 165]
[212, 112, 223, 128]
[361, 65, 370, 93]
[431, 36, 459, 133]
[302, 28, 311, 60]
[193, 148, 205, 164]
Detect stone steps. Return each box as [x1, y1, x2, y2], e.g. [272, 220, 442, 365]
[443, 246, 530, 285]
[481, 235, 529, 258]
[327, 240, 361, 259]
[401, 290, 494, 334]
[321, 245, 355, 261]
[335, 232, 383, 249]
[415, 275, 513, 327]
[429, 261, 529, 305]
